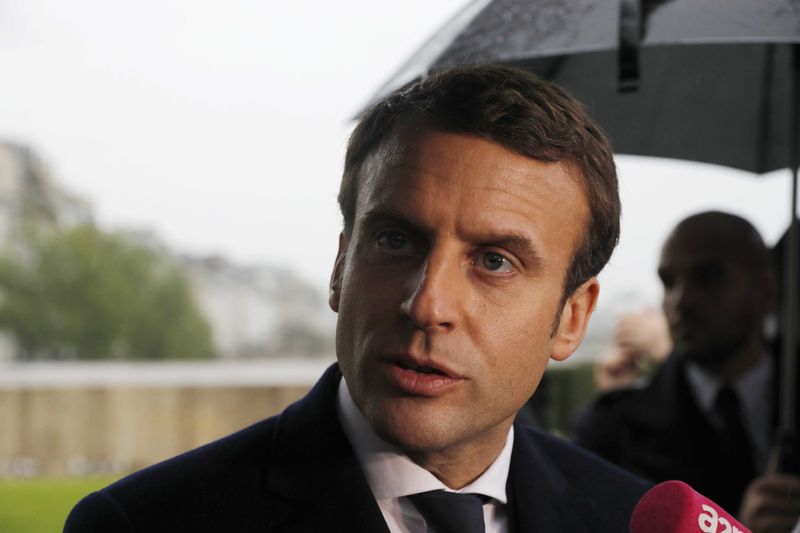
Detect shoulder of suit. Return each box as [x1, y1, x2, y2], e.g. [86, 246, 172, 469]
[518, 425, 651, 489]
[63, 414, 284, 532]
[592, 386, 642, 408]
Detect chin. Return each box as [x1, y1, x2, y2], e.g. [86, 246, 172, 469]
[365, 399, 465, 453]
[379, 427, 453, 455]
[679, 344, 741, 367]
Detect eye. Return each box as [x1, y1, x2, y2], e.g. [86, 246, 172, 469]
[480, 252, 515, 274]
[376, 230, 411, 252]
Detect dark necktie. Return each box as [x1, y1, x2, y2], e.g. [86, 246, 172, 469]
[714, 385, 756, 482]
[408, 490, 486, 533]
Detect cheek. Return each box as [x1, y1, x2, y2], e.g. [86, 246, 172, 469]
[478, 311, 555, 394]
[477, 285, 559, 345]
[728, 293, 761, 327]
[335, 267, 371, 358]
[339, 259, 378, 312]
[336, 264, 402, 347]
[481, 346, 550, 420]
[662, 293, 679, 318]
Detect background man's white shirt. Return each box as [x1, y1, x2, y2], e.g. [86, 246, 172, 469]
[685, 354, 772, 471]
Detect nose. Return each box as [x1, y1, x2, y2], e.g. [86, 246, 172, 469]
[400, 247, 461, 332]
[664, 278, 697, 318]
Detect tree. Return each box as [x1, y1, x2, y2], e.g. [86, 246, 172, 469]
[0, 224, 215, 360]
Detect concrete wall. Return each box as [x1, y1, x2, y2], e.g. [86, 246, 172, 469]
[0, 359, 332, 477]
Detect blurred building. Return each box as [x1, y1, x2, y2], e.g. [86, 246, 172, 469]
[0, 142, 335, 360]
[0, 142, 93, 240]
[181, 255, 335, 358]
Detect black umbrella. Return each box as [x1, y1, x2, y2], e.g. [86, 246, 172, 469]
[371, 0, 799, 173]
[367, 0, 800, 471]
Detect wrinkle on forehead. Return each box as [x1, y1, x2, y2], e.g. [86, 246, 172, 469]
[359, 128, 578, 209]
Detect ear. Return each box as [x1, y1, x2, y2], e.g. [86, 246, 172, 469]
[551, 277, 600, 362]
[329, 232, 348, 313]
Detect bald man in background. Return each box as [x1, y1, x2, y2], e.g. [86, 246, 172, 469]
[576, 211, 800, 532]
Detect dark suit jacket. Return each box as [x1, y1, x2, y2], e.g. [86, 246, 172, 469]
[574, 352, 800, 514]
[65, 364, 650, 532]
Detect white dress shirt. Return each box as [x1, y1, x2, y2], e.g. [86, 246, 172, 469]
[336, 378, 512, 533]
[685, 354, 773, 472]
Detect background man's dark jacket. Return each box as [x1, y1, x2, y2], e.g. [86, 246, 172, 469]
[574, 352, 800, 513]
[65, 364, 649, 532]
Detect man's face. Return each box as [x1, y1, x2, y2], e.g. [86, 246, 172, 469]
[329, 126, 595, 458]
[658, 227, 768, 366]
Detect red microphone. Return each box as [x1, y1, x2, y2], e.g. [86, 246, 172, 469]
[630, 480, 750, 533]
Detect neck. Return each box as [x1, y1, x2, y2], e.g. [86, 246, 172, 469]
[405, 419, 512, 489]
[700, 336, 766, 381]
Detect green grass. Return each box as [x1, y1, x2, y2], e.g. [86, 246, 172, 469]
[0, 477, 118, 533]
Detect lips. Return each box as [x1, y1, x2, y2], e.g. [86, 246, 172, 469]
[396, 360, 448, 375]
[670, 320, 702, 340]
[669, 313, 703, 336]
[383, 354, 464, 396]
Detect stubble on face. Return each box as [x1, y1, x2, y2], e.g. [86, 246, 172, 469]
[329, 125, 592, 486]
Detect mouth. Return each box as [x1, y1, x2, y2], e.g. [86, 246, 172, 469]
[390, 352, 459, 377]
[671, 322, 699, 339]
[396, 360, 449, 376]
[382, 354, 463, 396]
[670, 316, 698, 334]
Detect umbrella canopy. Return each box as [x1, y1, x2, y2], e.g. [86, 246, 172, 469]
[367, 0, 800, 470]
[370, 0, 800, 174]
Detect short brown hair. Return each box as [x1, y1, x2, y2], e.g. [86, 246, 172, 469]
[339, 64, 620, 299]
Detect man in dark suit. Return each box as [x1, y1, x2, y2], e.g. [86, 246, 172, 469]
[65, 65, 650, 532]
[575, 211, 800, 532]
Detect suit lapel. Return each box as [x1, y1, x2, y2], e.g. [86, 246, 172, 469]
[506, 426, 587, 533]
[261, 364, 389, 533]
[622, 356, 723, 478]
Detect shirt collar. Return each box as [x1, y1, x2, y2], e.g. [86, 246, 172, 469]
[336, 377, 512, 504]
[685, 353, 772, 416]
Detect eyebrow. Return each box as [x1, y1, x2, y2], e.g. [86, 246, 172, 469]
[359, 208, 416, 229]
[476, 232, 544, 270]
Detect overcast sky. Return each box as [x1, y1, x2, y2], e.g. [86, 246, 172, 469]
[0, 0, 791, 313]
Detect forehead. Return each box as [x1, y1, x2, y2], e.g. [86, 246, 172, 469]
[660, 227, 753, 271]
[355, 126, 588, 258]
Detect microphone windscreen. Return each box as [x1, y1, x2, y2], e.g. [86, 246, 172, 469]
[629, 480, 750, 533]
